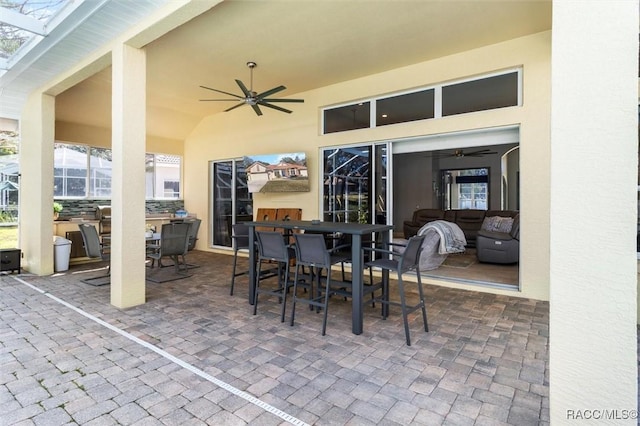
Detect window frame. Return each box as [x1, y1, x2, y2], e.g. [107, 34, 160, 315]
[54, 141, 182, 200]
[321, 67, 522, 135]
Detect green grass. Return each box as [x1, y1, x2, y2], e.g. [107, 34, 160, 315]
[0, 226, 18, 249]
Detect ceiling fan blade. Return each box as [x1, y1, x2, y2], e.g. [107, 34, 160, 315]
[199, 85, 243, 99]
[235, 79, 251, 97]
[422, 152, 450, 158]
[262, 98, 304, 103]
[200, 99, 244, 102]
[466, 148, 492, 154]
[256, 85, 286, 99]
[251, 104, 263, 116]
[258, 101, 292, 114]
[467, 149, 497, 156]
[224, 102, 246, 112]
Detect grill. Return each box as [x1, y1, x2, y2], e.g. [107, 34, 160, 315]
[96, 205, 111, 235]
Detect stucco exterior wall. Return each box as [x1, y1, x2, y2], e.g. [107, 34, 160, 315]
[549, 1, 638, 421]
[55, 120, 183, 155]
[184, 31, 552, 301]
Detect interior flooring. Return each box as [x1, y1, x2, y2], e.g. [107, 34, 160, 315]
[423, 248, 519, 289]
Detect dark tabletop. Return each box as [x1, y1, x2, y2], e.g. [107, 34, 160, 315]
[245, 220, 392, 235]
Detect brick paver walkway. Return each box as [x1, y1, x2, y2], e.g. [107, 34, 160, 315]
[1, 251, 549, 425]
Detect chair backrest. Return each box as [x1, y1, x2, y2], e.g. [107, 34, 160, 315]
[293, 233, 330, 268]
[232, 223, 250, 250]
[256, 231, 289, 262]
[160, 222, 191, 256]
[275, 208, 302, 221]
[185, 218, 201, 251]
[398, 234, 425, 273]
[78, 223, 103, 259]
[255, 208, 277, 232]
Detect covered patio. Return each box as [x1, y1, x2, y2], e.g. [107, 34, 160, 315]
[2, 251, 549, 424]
[1, 0, 637, 422]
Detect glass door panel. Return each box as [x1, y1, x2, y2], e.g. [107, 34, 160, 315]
[211, 159, 253, 248]
[212, 161, 233, 247]
[235, 162, 252, 223]
[321, 143, 390, 257]
[374, 144, 388, 225]
[322, 146, 371, 224]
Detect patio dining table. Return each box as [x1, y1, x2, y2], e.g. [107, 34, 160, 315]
[245, 220, 393, 335]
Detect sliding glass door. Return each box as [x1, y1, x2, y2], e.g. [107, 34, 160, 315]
[210, 159, 252, 248]
[321, 143, 388, 226]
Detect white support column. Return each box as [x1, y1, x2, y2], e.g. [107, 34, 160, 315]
[110, 43, 146, 308]
[549, 0, 638, 423]
[19, 92, 55, 275]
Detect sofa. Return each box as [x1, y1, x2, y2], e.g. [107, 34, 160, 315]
[476, 214, 520, 264]
[403, 208, 519, 247]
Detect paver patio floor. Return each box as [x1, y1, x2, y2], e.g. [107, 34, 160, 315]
[1, 250, 549, 425]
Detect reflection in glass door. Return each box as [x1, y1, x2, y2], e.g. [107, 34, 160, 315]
[322, 144, 388, 225]
[321, 143, 389, 252]
[210, 159, 252, 248]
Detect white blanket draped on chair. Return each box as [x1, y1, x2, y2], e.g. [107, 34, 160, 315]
[393, 220, 466, 271]
[417, 220, 466, 255]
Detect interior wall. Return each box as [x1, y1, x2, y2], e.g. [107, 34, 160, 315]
[392, 143, 519, 234]
[435, 144, 517, 210]
[506, 148, 520, 210]
[393, 153, 433, 233]
[184, 30, 551, 301]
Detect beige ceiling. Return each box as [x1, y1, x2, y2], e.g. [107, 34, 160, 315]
[54, 0, 552, 141]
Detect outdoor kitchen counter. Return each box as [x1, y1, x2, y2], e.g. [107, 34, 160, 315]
[54, 219, 100, 238]
[54, 215, 196, 237]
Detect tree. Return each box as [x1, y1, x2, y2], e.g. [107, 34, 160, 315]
[0, 0, 67, 58]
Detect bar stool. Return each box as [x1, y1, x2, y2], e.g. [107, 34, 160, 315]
[290, 233, 350, 335]
[253, 231, 295, 322]
[230, 223, 251, 295]
[364, 234, 428, 346]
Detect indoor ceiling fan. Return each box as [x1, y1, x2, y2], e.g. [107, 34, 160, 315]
[199, 61, 304, 116]
[425, 148, 498, 159]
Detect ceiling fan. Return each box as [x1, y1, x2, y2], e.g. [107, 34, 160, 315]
[425, 148, 498, 159]
[199, 61, 304, 116]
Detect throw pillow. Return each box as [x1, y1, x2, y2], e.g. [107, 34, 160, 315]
[481, 216, 498, 231]
[481, 216, 514, 233]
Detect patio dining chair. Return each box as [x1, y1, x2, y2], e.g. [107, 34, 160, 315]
[78, 223, 111, 286]
[185, 218, 201, 252]
[364, 234, 428, 346]
[147, 222, 191, 274]
[171, 218, 202, 268]
[253, 231, 296, 322]
[289, 232, 351, 336]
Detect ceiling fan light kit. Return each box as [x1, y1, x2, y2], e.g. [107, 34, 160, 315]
[199, 61, 304, 116]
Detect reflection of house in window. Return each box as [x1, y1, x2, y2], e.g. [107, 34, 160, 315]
[247, 161, 308, 182]
[246, 157, 309, 193]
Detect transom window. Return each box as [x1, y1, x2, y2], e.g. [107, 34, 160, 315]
[322, 69, 521, 134]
